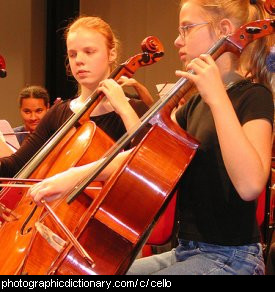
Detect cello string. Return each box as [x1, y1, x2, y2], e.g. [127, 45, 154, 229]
[0, 177, 42, 183]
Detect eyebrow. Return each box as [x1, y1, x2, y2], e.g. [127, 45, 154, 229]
[68, 46, 97, 51]
[180, 20, 193, 26]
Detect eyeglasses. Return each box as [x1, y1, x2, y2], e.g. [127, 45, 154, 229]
[178, 22, 210, 40]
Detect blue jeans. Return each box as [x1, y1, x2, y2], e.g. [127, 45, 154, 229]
[127, 240, 265, 275]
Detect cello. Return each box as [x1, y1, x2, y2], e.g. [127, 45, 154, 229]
[18, 15, 275, 275]
[0, 37, 164, 274]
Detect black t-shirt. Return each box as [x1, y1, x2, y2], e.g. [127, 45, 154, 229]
[175, 80, 274, 246]
[0, 98, 148, 177]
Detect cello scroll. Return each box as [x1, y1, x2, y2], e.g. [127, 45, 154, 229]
[109, 36, 164, 78]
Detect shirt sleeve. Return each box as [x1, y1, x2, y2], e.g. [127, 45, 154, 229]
[237, 84, 274, 127]
[175, 95, 199, 130]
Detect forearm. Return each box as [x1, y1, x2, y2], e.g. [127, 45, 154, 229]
[117, 104, 141, 134]
[132, 82, 154, 107]
[28, 149, 134, 204]
[72, 149, 133, 182]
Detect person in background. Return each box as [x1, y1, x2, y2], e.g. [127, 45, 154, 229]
[29, 0, 274, 275]
[13, 85, 50, 145]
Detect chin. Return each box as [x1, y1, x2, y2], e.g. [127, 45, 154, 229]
[80, 79, 97, 88]
[28, 126, 36, 132]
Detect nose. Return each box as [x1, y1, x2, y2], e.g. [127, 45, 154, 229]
[75, 52, 84, 65]
[174, 35, 184, 48]
[30, 112, 38, 120]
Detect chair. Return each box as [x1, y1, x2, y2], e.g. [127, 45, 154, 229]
[141, 191, 178, 257]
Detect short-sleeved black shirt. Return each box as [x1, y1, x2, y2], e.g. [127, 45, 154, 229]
[175, 80, 274, 246]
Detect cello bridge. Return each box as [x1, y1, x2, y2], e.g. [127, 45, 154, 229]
[35, 222, 67, 252]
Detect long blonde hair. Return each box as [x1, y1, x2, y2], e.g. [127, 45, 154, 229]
[181, 0, 274, 90]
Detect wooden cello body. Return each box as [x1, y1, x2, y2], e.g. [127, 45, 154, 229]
[0, 122, 114, 275]
[23, 112, 199, 275]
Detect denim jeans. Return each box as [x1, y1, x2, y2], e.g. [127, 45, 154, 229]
[127, 240, 265, 275]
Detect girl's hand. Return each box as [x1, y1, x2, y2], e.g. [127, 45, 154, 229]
[27, 167, 84, 205]
[175, 54, 226, 107]
[97, 78, 130, 114]
[98, 78, 140, 131]
[117, 76, 138, 88]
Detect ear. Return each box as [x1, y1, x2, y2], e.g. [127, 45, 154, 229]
[108, 48, 117, 64]
[218, 18, 235, 37]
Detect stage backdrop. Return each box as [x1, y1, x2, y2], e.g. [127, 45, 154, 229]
[0, 0, 46, 128]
